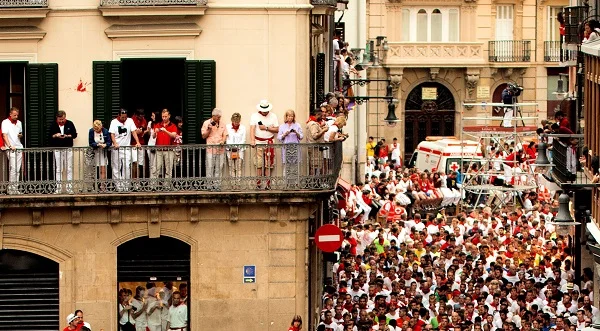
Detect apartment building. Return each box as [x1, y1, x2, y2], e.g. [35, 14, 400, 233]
[363, 0, 568, 162]
[0, 1, 343, 330]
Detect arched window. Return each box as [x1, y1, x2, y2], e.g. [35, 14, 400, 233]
[417, 9, 428, 42]
[431, 9, 442, 42]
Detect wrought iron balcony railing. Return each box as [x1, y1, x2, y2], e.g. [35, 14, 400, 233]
[0, 142, 342, 197]
[545, 41, 561, 62]
[488, 40, 532, 62]
[549, 134, 596, 186]
[100, 0, 207, 5]
[0, 0, 47, 7]
[311, 0, 338, 6]
[564, 5, 589, 44]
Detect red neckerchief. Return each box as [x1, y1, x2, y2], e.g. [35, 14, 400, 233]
[117, 117, 126, 124]
[307, 115, 317, 123]
[232, 123, 240, 132]
[8, 117, 17, 125]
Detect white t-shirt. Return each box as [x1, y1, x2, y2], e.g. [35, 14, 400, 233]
[109, 118, 137, 147]
[1, 118, 23, 148]
[131, 298, 147, 327]
[249, 111, 278, 141]
[146, 297, 162, 326]
[324, 125, 339, 142]
[168, 304, 188, 328]
[147, 121, 157, 146]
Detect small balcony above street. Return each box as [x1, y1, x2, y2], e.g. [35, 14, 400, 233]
[384, 42, 486, 68]
[549, 134, 598, 189]
[488, 40, 532, 63]
[0, 0, 49, 19]
[99, 0, 208, 17]
[544, 41, 561, 62]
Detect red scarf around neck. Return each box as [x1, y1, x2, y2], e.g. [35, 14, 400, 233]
[8, 117, 17, 125]
[232, 123, 240, 132]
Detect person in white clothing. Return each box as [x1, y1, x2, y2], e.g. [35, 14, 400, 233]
[146, 111, 159, 178]
[145, 284, 164, 331]
[131, 286, 148, 331]
[249, 100, 279, 189]
[389, 138, 402, 167]
[226, 113, 246, 178]
[109, 109, 141, 192]
[167, 291, 187, 331]
[2, 107, 23, 194]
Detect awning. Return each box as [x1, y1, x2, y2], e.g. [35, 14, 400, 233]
[587, 218, 600, 243]
[337, 177, 351, 194]
[581, 40, 600, 57]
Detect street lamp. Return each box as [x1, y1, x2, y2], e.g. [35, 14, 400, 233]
[549, 193, 580, 236]
[553, 73, 569, 99]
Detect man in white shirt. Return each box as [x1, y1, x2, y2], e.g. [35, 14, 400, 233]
[389, 138, 401, 168]
[1, 107, 23, 194]
[167, 291, 187, 331]
[249, 100, 279, 189]
[109, 109, 141, 192]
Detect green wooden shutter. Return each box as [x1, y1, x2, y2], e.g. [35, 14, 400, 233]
[93, 61, 122, 128]
[184, 60, 215, 144]
[26, 63, 58, 148]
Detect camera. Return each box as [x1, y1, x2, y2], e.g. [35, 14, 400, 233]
[507, 83, 523, 97]
[210, 120, 216, 126]
[290, 129, 296, 133]
[258, 121, 263, 126]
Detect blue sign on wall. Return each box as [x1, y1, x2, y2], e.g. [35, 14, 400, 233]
[243, 265, 256, 283]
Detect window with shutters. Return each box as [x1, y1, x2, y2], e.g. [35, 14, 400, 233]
[401, 8, 460, 42]
[0, 249, 59, 331]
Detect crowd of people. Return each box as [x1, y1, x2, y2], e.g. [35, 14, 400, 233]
[117, 282, 188, 331]
[0, 94, 354, 193]
[316, 107, 599, 331]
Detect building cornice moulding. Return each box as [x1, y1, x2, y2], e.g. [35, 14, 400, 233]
[105, 23, 202, 39]
[0, 7, 49, 19]
[0, 26, 45, 40]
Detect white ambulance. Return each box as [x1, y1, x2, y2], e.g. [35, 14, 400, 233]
[407, 137, 483, 173]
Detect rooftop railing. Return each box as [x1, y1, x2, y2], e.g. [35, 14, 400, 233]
[100, 0, 207, 5]
[0, 0, 47, 7]
[0, 142, 342, 196]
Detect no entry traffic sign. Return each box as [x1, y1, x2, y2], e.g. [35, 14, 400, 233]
[315, 224, 344, 253]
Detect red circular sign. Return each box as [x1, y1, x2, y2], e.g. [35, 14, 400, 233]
[315, 224, 344, 253]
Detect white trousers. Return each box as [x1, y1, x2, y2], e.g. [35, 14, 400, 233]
[7, 150, 22, 193]
[502, 107, 514, 127]
[54, 150, 73, 190]
[111, 149, 132, 190]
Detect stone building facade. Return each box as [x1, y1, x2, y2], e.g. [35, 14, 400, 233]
[364, 0, 569, 162]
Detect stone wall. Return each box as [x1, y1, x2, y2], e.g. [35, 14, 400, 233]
[0, 199, 315, 331]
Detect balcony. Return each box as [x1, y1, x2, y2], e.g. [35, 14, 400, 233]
[0, 143, 342, 204]
[488, 40, 531, 63]
[0, 0, 49, 19]
[549, 134, 597, 188]
[99, 0, 208, 17]
[384, 42, 485, 68]
[564, 5, 589, 44]
[311, 0, 338, 5]
[544, 41, 561, 62]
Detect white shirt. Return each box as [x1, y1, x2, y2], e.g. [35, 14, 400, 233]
[147, 121, 157, 146]
[226, 123, 247, 158]
[146, 296, 163, 326]
[250, 111, 278, 141]
[1, 118, 23, 148]
[119, 303, 134, 325]
[131, 298, 148, 327]
[109, 118, 137, 147]
[168, 304, 188, 328]
[324, 124, 339, 142]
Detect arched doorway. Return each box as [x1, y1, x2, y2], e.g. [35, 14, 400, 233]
[0, 249, 59, 330]
[492, 83, 508, 116]
[404, 82, 456, 162]
[117, 236, 191, 328]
